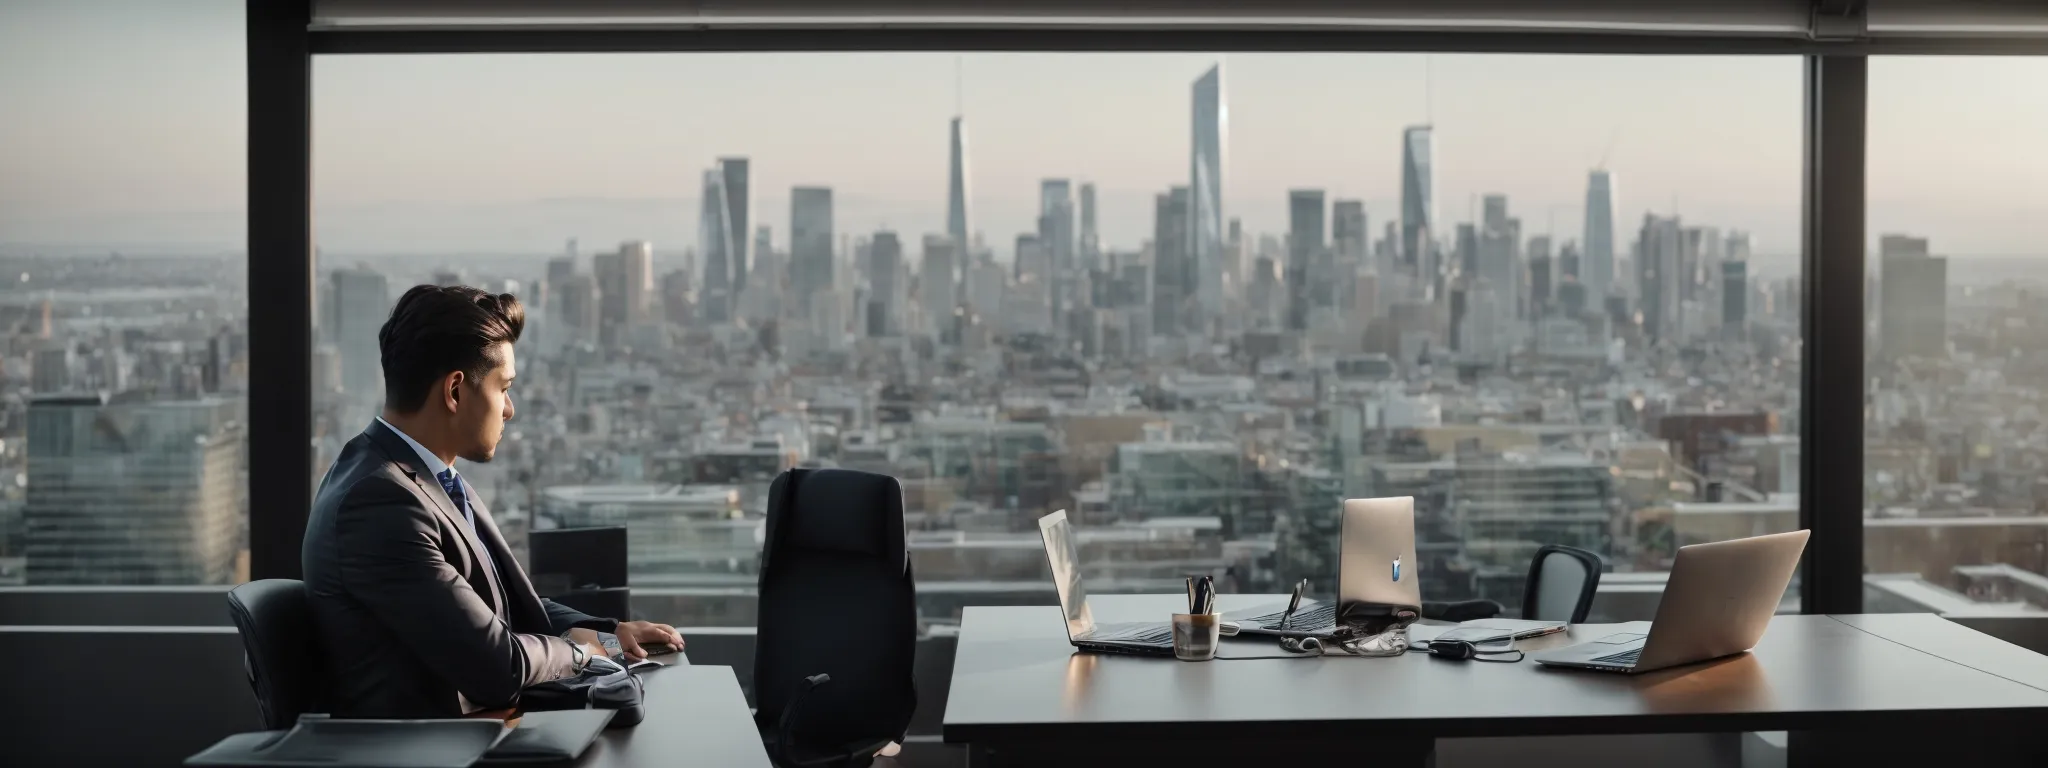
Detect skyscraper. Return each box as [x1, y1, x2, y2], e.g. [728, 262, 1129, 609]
[25, 394, 246, 585]
[330, 266, 389, 399]
[698, 168, 738, 323]
[1879, 234, 1948, 359]
[1153, 186, 1192, 337]
[866, 231, 902, 337]
[1039, 179, 1076, 330]
[1476, 195, 1520, 323]
[947, 117, 971, 250]
[790, 186, 834, 306]
[1400, 125, 1435, 273]
[593, 241, 652, 347]
[1636, 214, 1683, 345]
[1079, 182, 1100, 270]
[1583, 169, 1617, 306]
[920, 234, 959, 339]
[1287, 189, 1326, 332]
[1191, 63, 1226, 322]
[1721, 258, 1749, 338]
[720, 157, 752, 301]
[1528, 235, 1553, 316]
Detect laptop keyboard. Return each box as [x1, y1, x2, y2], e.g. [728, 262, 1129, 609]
[1245, 603, 1337, 630]
[1591, 647, 1643, 666]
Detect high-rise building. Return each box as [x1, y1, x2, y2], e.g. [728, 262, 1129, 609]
[545, 255, 576, 316]
[1190, 64, 1226, 322]
[558, 273, 599, 344]
[1079, 182, 1100, 270]
[1721, 258, 1749, 337]
[33, 346, 70, 394]
[1528, 235, 1553, 317]
[1583, 169, 1617, 305]
[1476, 195, 1520, 323]
[1333, 200, 1368, 265]
[947, 117, 971, 250]
[661, 269, 694, 327]
[790, 186, 834, 306]
[1038, 179, 1076, 329]
[1287, 189, 1326, 332]
[698, 168, 738, 323]
[866, 231, 903, 337]
[330, 266, 390, 399]
[25, 394, 246, 585]
[593, 241, 653, 347]
[921, 234, 959, 338]
[1153, 186, 1193, 337]
[1400, 125, 1435, 273]
[1636, 214, 1684, 345]
[719, 157, 752, 300]
[1880, 234, 1948, 359]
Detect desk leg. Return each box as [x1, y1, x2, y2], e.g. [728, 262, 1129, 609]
[968, 737, 1434, 768]
[1790, 730, 2048, 766]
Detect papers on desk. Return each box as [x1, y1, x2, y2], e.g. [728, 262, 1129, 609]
[1407, 619, 1567, 644]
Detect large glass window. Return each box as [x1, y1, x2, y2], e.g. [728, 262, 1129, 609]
[0, 0, 249, 586]
[313, 53, 1801, 624]
[1865, 58, 2048, 615]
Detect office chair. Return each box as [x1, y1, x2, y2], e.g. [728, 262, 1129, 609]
[1522, 544, 1604, 623]
[531, 526, 632, 621]
[226, 579, 329, 730]
[754, 468, 917, 768]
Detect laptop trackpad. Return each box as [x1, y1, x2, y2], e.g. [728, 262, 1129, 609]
[1594, 633, 1648, 644]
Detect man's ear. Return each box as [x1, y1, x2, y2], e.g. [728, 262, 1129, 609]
[442, 370, 466, 412]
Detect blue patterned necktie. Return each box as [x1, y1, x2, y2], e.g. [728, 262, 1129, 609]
[437, 468, 498, 581]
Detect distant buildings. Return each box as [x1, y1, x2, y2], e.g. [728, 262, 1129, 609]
[593, 241, 653, 347]
[1583, 169, 1617, 305]
[946, 117, 971, 250]
[790, 186, 834, 307]
[1636, 213, 1684, 345]
[538, 484, 750, 586]
[1880, 234, 1948, 359]
[1190, 64, 1226, 321]
[1152, 186, 1193, 337]
[1400, 126, 1435, 275]
[25, 394, 246, 585]
[1287, 189, 1325, 332]
[329, 266, 390, 398]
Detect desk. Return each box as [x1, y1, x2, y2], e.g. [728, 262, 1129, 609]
[943, 594, 2048, 767]
[572, 659, 771, 768]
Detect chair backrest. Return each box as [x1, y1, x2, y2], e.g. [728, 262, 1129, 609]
[1523, 544, 1603, 623]
[753, 468, 917, 751]
[227, 579, 328, 730]
[530, 526, 630, 593]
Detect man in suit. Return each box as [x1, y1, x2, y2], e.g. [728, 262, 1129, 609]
[304, 284, 684, 717]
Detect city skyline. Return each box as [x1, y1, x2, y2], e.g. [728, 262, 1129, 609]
[9, 2, 2048, 258]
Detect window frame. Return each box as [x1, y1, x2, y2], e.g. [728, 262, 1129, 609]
[250, 0, 2048, 612]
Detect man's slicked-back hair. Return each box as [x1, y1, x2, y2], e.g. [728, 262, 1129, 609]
[378, 285, 524, 413]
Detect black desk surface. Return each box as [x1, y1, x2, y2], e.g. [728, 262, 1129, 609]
[574, 660, 771, 767]
[943, 594, 2048, 744]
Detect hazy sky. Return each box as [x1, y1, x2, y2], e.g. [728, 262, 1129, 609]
[3, 0, 2045, 260]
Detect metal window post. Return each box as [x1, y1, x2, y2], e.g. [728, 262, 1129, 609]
[247, 0, 315, 580]
[1799, 53, 1866, 615]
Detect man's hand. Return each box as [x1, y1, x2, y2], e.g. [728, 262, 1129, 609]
[613, 620, 684, 660]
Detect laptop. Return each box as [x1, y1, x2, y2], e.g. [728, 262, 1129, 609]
[1232, 496, 1423, 637]
[1532, 529, 1810, 674]
[1036, 510, 1177, 655]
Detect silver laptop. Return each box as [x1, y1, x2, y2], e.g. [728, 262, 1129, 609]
[1234, 496, 1423, 636]
[1533, 529, 1810, 674]
[1037, 510, 1177, 655]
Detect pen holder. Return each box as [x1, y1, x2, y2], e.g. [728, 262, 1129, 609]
[1171, 613, 1221, 662]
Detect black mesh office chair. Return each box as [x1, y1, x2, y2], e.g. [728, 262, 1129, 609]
[754, 468, 917, 768]
[1522, 544, 1604, 623]
[227, 579, 329, 729]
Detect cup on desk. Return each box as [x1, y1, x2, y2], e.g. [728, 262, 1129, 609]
[1171, 613, 1221, 662]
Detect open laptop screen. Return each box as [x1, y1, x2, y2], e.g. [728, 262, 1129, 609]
[1037, 510, 1095, 641]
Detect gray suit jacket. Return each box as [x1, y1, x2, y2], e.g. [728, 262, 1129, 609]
[303, 420, 618, 718]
